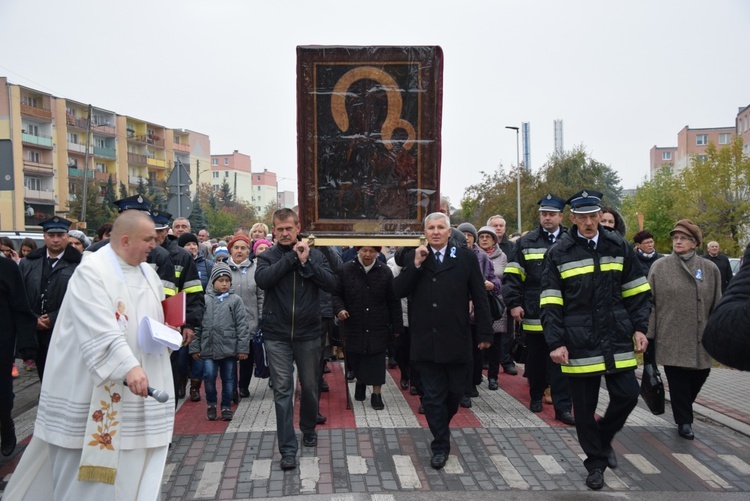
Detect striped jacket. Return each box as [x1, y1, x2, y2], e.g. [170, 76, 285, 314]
[503, 225, 563, 335]
[539, 225, 651, 376]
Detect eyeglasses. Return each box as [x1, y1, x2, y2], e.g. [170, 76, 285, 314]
[672, 235, 694, 242]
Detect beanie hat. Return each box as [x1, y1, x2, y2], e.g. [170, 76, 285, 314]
[177, 232, 199, 248]
[228, 235, 251, 251]
[214, 246, 229, 260]
[354, 246, 382, 253]
[209, 262, 232, 285]
[456, 222, 478, 243]
[477, 226, 499, 244]
[253, 238, 272, 254]
[670, 219, 702, 247]
[68, 229, 91, 250]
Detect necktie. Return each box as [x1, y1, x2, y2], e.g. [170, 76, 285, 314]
[547, 232, 555, 244]
[588, 240, 596, 251]
[436, 252, 443, 265]
[49, 257, 59, 268]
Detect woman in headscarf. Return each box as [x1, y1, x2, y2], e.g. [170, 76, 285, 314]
[646, 219, 722, 440]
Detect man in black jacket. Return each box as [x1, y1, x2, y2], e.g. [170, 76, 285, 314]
[256, 208, 336, 471]
[504, 194, 574, 425]
[540, 190, 651, 491]
[704, 241, 733, 292]
[18, 216, 81, 381]
[393, 212, 493, 470]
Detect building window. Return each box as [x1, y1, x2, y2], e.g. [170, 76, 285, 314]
[212, 158, 218, 166]
[95, 138, 106, 149]
[719, 133, 731, 145]
[696, 134, 708, 146]
[257, 175, 261, 181]
[213, 172, 219, 179]
[25, 177, 42, 190]
[28, 151, 40, 163]
[662, 151, 672, 161]
[697, 154, 708, 162]
[225, 171, 229, 177]
[224, 158, 228, 165]
[22, 96, 38, 107]
[257, 186, 261, 191]
[68, 132, 79, 144]
[24, 124, 39, 136]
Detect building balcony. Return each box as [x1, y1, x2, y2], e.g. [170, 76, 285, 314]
[24, 187, 56, 203]
[68, 142, 91, 154]
[147, 157, 166, 168]
[173, 142, 190, 153]
[68, 167, 94, 178]
[21, 103, 52, 121]
[94, 146, 116, 159]
[129, 175, 148, 186]
[23, 160, 54, 177]
[149, 178, 166, 190]
[94, 171, 115, 183]
[66, 116, 88, 129]
[93, 124, 116, 136]
[22, 133, 53, 148]
[127, 153, 148, 166]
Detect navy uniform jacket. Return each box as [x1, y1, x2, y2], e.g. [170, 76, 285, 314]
[162, 235, 204, 330]
[393, 245, 493, 364]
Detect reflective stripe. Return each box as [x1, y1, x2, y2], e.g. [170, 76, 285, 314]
[622, 277, 651, 298]
[505, 263, 526, 281]
[175, 270, 182, 278]
[540, 289, 563, 306]
[560, 265, 594, 279]
[600, 262, 624, 272]
[525, 253, 545, 261]
[522, 247, 547, 261]
[183, 285, 203, 294]
[522, 319, 543, 332]
[600, 256, 624, 266]
[164, 287, 176, 297]
[562, 352, 637, 374]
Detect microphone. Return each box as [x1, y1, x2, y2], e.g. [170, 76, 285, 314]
[122, 380, 170, 403]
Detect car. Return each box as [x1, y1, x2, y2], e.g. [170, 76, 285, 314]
[0, 231, 45, 253]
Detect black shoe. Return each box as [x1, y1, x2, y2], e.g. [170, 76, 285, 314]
[371, 393, 384, 410]
[354, 383, 366, 401]
[388, 359, 398, 369]
[207, 406, 217, 421]
[555, 411, 575, 425]
[586, 468, 604, 490]
[268, 379, 273, 389]
[503, 365, 518, 376]
[400, 379, 409, 390]
[678, 423, 695, 440]
[303, 433, 317, 447]
[1, 421, 16, 457]
[221, 409, 233, 421]
[418, 403, 425, 414]
[469, 386, 479, 398]
[323, 363, 331, 374]
[280, 455, 297, 470]
[346, 370, 356, 381]
[430, 453, 447, 469]
[320, 379, 329, 392]
[488, 379, 499, 391]
[233, 389, 240, 405]
[239, 388, 250, 398]
[530, 400, 543, 413]
[459, 396, 472, 408]
[607, 449, 618, 469]
[316, 413, 327, 424]
[410, 386, 419, 396]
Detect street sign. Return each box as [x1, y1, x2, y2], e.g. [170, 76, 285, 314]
[167, 194, 193, 218]
[166, 163, 192, 188]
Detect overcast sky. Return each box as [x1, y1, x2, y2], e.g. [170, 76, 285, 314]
[2, 0, 748, 208]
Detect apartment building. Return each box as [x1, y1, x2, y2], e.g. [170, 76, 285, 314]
[674, 125, 735, 173]
[737, 105, 750, 157]
[0, 77, 211, 231]
[210, 150, 253, 203]
[649, 146, 677, 179]
[251, 169, 278, 213]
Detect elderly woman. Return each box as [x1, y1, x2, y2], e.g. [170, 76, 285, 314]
[67, 230, 91, 253]
[333, 246, 403, 410]
[647, 219, 722, 440]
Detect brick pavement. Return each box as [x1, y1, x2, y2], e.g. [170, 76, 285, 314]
[3, 361, 750, 499]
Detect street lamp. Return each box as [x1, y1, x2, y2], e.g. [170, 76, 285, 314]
[505, 125, 522, 232]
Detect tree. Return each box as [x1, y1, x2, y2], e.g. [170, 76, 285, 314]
[67, 177, 115, 234]
[119, 181, 129, 200]
[102, 175, 117, 212]
[679, 138, 750, 255]
[148, 183, 168, 213]
[461, 165, 537, 232]
[188, 192, 208, 231]
[136, 176, 148, 196]
[218, 179, 234, 206]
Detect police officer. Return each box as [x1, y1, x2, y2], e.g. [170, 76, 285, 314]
[540, 190, 651, 491]
[503, 194, 574, 425]
[18, 216, 81, 381]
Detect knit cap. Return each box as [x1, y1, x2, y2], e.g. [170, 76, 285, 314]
[456, 222, 478, 243]
[210, 262, 232, 285]
[177, 232, 199, 248]
[214, 247, 229, 260]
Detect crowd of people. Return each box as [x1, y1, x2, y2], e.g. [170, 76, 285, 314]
[0, 188, 745, 494]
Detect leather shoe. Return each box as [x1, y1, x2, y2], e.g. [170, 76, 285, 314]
[1, 421, 16, 457]
[302, 433, 317, 447]
[607, 449, 618, 469]
[316, 413, 327, 425]
[503, 365, 518, 376]
[280, 455, 297, 470]
[470, 386, 479, 398]
[488, 379, 499, 391]
[459, 396, 472, 408]
[371, 393, 385, 410]
[410, 386, 418, 396]
[555, 411, 575, 425]
[678, 423, 695, 440]
[400, 379, 409, 390]
[529, 400, 543, 413]
[418, 403, 425, 414]
[239, 388, 250, 398]
[586, 468, 604, 490]
[354, 383, 366, 401]
[430, 453, 447, 469]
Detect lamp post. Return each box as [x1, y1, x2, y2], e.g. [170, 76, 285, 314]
[505, 125, 521, 232]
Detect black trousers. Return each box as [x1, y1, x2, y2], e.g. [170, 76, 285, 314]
[466, 325, 483, 393]
[568, 370, 639, 472]
[526, 331, 571, 413]
[664, 365, 710, 425]
[418, 361, 469, 455]
[238, 344, 255, 392]
[395, 326, 412, 383]
[487, 330, 514, 379]
[35, 329, 52, 382]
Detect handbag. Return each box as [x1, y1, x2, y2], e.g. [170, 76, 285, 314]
[510, 331, 527, 364]
[487, 292, 505, 321]
[640, 345, 665, 415]
[252, 328, 271, 379]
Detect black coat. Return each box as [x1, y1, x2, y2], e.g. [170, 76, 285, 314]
[393, 246, 493, 364]
[703, 252, 733, 292]
[163, 235, 205, 329]
[703, 244, 750, 370]
[18, 244, 81, 331]
[635, 249, 664, 276]
[333, 259, 402, 354]
[0, 258, 37, 358]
